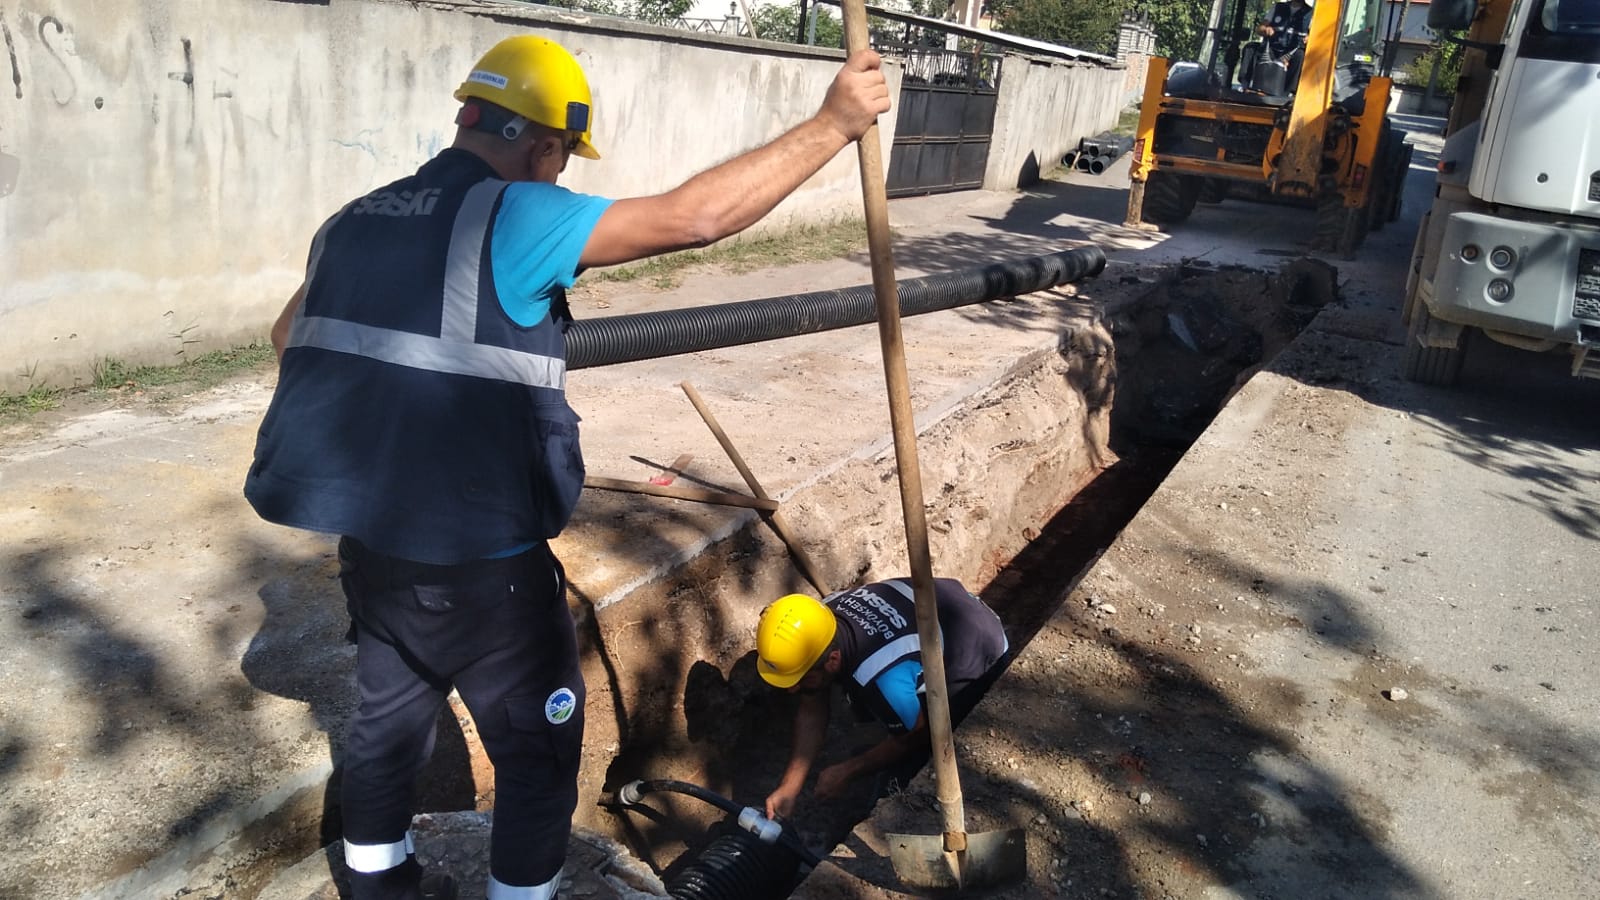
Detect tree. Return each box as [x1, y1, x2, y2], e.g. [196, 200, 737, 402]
[1128, 0, 1212, 62]
[633, 0, 693, 24]
[1402, 32, 1465, 94]
[750, 2, 844, 48]
[990, 0, 1132, 55]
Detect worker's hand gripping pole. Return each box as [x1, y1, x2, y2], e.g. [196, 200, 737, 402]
[838, 0, 970, 878]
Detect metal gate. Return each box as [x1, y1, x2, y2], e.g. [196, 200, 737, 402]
[882, 43, 1002, 198]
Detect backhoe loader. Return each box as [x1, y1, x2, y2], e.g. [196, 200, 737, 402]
[1124, 0, 1413, 258]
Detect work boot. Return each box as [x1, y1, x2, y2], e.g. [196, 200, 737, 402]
[419, 872, 459, 900]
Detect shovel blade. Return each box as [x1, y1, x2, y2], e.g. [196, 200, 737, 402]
[885, 828, 1026, 892]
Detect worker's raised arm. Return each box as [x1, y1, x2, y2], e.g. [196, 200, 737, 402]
[579, 50, 890, 269]
[765, 689, 831, 820]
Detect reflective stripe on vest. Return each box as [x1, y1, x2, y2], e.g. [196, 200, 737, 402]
[849, 579, 940, 687]
[343, 831, 414, 873]
[852, 632, 921, 687]
[287, 179, 566, 390]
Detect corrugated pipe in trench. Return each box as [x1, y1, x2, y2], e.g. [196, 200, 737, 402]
[610, 779, 818, 900]
[567, 245, 1107, 369]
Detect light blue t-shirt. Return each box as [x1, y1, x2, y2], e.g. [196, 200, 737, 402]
[490, 181, 613, 326]
[873, 659, 925, 731]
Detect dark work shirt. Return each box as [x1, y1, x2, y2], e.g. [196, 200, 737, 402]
[1266, 1, 1314, 58]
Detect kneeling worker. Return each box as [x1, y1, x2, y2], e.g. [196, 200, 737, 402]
[756, 578, 1009, 819]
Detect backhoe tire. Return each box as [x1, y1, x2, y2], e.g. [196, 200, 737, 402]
[1389, 143, 1414, 223]
[1198, 178, 1230, 204]
[1368, 126, 1397, 234]
[1369, 125, 1412, 234]
[1401, 302, 1468, 386]
[1314, 191, 1367, 259]
[1142, 172, 1203, 228]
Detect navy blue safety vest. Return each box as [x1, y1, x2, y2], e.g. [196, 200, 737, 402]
[826, 578, 1009, 729]
[245, 149, 583, 565]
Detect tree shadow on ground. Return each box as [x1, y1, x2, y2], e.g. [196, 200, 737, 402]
[1404, 340, 1600, 543]
[0, 530, 415, 897]
[1320, 331, 1600, 543]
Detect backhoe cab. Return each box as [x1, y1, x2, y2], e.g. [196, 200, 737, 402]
[1124, 0, 1413, 258]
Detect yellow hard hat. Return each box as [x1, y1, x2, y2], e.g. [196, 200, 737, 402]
[756, 594, 838, 689]
[454, 36, 600, 160]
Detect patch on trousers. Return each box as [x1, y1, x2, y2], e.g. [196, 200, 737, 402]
[545, 687, 577, 725]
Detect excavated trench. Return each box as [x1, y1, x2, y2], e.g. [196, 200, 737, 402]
[398, 258, 1340, 899]
[594, 258, 1338, 898]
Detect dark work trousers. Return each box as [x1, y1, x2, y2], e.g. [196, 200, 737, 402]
[337, 537, 585, 900]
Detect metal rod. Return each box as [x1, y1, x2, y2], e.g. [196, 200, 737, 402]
[583, 476, 778, 512]
[678, 381, 831, 596]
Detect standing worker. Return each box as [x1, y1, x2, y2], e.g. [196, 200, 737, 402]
[756, 578, 1009, 820]
[244, 36, 889, 900]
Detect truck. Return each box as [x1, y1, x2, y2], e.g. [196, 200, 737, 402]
[1401, 0, 1600, 384]
[1124, 0, 1414, 258]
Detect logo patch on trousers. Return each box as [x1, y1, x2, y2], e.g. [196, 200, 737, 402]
[545, 687, 577, 725]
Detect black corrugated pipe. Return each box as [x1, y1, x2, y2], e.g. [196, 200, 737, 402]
[567, 245, 1107, 370]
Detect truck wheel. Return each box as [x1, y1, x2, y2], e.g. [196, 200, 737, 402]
[1400, 211, 1431, 327]
[1400, 304, 1468, 386]
[1142, 171, 1203, 227]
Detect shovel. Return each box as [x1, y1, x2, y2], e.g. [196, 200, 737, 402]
[837, 1, 1026, 890]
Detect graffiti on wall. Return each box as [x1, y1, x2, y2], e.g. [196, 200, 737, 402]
[0, 9, 78, 107]
[1, 9, 17, 99]
[0, 10, 15, 195]
[0, 4, 241, 193]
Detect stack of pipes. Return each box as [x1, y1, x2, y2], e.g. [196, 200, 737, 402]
[1066, 132, 1135, 175]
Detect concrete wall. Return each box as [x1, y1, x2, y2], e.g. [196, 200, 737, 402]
[0, 0, 899, 393]
[983, 53, 1126, 190]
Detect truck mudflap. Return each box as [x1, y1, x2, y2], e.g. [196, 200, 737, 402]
[1430, 211, 1600, 345]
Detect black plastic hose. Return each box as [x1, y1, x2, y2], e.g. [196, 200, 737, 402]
[567, 245, 1106, 370]
[616, 778, 823, 868]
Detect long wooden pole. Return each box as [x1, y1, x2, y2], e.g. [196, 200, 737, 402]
[837, 0, 970, 876]
[679, 381, 831, 596]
